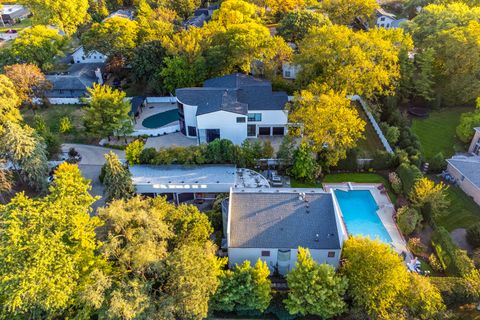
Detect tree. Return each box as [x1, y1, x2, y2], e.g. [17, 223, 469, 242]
[103, 152, 135, 202]
[289, 142, 319, 182]
[21, 0, 89, 35]
[164, 0, 201, 20]
[264, 0, 316, 16]
[397, 206, 422, 236]
[277, 10, 331, 44]
[160, 56, 207, 93]
[341, 236, 409, 319]
[457, 98, 480, 142]
[284, 247, 347, 318]
[211, 259, 272, 313]
[125, 140, 144, 165]
[212, 0, 261, 26]
[289, 84, 366, 166]
[8, 26, 64, 70]
[396, 163, 423, 195]
[320, 0, 379, 25]
[276, 135, 297, 164]
[413, 48, 435, 102]
[409, 177, 450, 218]
[0, 163, 103, 318]
[0, 75, 21, 128]
[83, 84, 133, 140]
[404, 274, 445, 319]
[137, 0, 177, 43]
[131, 40, 167, 91]
[4, 64, 52, 106]
[295, 25, 413, 98]
[82, 16, 139, 61]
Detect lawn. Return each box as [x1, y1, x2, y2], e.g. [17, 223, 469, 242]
[354, 103, 384, 157]
[411, 107, 473, 161]
[435, 186, 480, 231]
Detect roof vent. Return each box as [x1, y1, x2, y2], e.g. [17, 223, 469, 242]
[314, 234, 320, 242]
[298, 192, 307, 201]
[306, 210, 310, 214]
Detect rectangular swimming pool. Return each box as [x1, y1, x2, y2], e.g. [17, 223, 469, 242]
[334, 189, 392, 243]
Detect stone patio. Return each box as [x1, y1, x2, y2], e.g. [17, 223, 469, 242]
[145, 132, 197, 149]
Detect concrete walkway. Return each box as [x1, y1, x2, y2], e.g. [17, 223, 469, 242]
[62, 143, 125, 165]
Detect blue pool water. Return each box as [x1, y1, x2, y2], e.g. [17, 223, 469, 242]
[334, 190, 392, 243]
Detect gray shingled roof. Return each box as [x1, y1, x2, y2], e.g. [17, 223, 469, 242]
[229, 189, 341, 249]
[46, 63, 104, 97]
[447, 156, 480, 188]
[176, 73, 288, 116]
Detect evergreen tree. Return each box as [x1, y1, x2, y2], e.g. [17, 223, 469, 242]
[103, 152, 135, 202]
[289, 142, 319, 182]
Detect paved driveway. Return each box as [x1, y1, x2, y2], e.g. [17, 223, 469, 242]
[145, 133, 197, 149]
[62, 143, 125, 165]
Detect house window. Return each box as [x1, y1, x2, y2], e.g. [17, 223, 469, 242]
[285, 71, 291, 78]
[328, 251, 335, 258]
[380, 17, 385, 21]
[188, 126, 197, 136]
[82, 56, 85, 60]
[247, 124, 256, 136]
[258, 127, 271, 136]
[248, 113, 262, 122]
[236, 117, 246, 123]
[261, 250, 270, 257]
[272, 127, 285, 136]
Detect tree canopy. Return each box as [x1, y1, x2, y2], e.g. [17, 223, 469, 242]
[320, 0, 379, 25]
[277, 10, 331, 44]
[4, 64, 52, 105]
[103, 151, 135, 202]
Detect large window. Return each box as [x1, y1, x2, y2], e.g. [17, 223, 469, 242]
[247, 124, 256, 137]
[188, 126, 197, 136]
[258, 127, 271, 136]
[236, 117, 246, 123]
[248, 113, 262, 122]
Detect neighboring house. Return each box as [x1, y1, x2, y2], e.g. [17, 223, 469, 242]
[130, 165, 270, 204]
[175, 73, 289, 145]
[72, 46, 107, 64]
[226, 188, 347, 275]
[129, 96, 146, 123]
[446, 155, 480, 206]
[468, 127, 480, 155]
[282, 62, 301, 80]
[45, 63, 104, 98]
[184, 4, 219, 28]
[376, 8, 407, 29]
[1, 5, 29, 25]
[104, 9, 134, 21]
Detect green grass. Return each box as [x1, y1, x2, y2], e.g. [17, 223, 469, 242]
[411, 107, 473, 160]
[355, 103, 384, 157]
[0, 18, 32, 32]
[435, 186, 480, 231]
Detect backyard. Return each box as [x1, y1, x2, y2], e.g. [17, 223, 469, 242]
[411, 107, 473, 161]
[355, 103, 385, 157]
[435, 185, 480, 231]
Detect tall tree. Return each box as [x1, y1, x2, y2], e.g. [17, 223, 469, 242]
[457, 98, 480, 142]
[21, 0, 90, 35]
[289, 142, 319, 182]
[404, 273, 445, 319]
[8, 26, 64, 70]
[131, 41, 168, 91]
[0, 75, 22, 128]
[341, 236, 409, 319]
[320, 0, 379, 25]
[289, 84, 366, 167]
[103, 152, 135, 202]
[137, 0, 177, 43]
[0, 163, 103, 318]
[295, 25, 413, 98]
[277, 10, 331, 44]
[284, 247, 347, 318]
[4, 64, 52, 106]
[409, 177, 449, 218]
[264, 0, 317, 16]
[83, 84, 133, 140]
[413, 48, 436, 102]
[211, 259, 272, 313]
[164, 0, 201, 20]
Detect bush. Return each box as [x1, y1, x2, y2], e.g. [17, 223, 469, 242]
[380, 122, 400, 145]
[388, 172, 402, 195]
[139, 147, 157, 164]
[370, 150, 394, 170]
[59, 116, 72, 134]
[429, 253, 444, 272]
[430, 276, 480, 306]
[99, 164, 106, 183]
[336, 148, 358, 171]
[407, 237, 426, 255]
[466, 222, 480, 248]
[396, 163, 422, 195]
[125, 139, 144, 165]
[398, 207, 421, 236]
[428, 152, 446, 173]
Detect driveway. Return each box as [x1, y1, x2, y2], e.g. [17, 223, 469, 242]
[62, 143, 125, 165]
[145, 133, 197, 149]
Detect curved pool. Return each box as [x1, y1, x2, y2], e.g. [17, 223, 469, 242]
[334, 189, 392, 243]
[142, 109, 179, 129]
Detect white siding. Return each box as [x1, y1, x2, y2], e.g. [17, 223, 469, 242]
[282, 62, 300, 80]
[197, 111, 248, 144]
[447, 163, 480, 206]
[248, 110, 288, 137]
[376, 16, 395, 28]
[181, 102, 199, 138]
[72, 47, 107, 64]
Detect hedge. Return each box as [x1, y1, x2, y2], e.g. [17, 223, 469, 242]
[430, 276, 480, 306]
[466, 222, 480, 248]
[396, 163, 422, 195]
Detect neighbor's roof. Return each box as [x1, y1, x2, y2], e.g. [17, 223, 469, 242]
[176, 73, 288, 116]
[229, 188, 341, 250]
[45, 63, 104, 96]
[447, 155, 480, 189]
[376, 8, 396, 18]
[129, 96, 145, 116]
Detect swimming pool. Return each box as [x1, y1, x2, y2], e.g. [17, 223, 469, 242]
[142, 109, 179, 129]
[334, 190, 392, 243]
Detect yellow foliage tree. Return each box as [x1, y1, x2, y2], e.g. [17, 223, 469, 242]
[409, 178, 450, 217]
[320, 0, 379, 25]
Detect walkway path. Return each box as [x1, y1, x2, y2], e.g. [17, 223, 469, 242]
[62, 143, 125, 165]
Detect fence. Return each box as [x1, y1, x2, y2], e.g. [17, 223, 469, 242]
[48, 98, 84, 105]
[129, 124, 180, 137]
[349, 95, 394, 154]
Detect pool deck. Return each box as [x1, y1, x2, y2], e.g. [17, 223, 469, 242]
[324, 183, 410, 260]
[134, 103, 178, 130]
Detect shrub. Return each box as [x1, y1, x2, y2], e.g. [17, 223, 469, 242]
[466, 222, 480, 248]
[125, 139, 144, 165]
[430, 276, 480, 306]
[289, 142, 320, 182]
[385, 125, 400, 145]
[336, 148, 358, 171]
[410, 178, 450, 219]
[407, 237, 426, 255]
[370, 150, 394, 170]
[428, 152, 446, 173]
[59, 116, 72, 133]
[388, 172, 402, 195]
[396, 163, 422, 195]
[139, 147, 157, 164]
[429, 253, 444, 272]
[398, 207, 421, 236]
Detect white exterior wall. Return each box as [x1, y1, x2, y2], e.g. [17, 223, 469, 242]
[282, 62, 300, 80]
[197, 111, 248, 145]
[248, 110, 288, 136]
[447, 163, 480, 206]
[181, 102, 199, 138]
[468, 129, 480, 154]
[72, 47, 107, 64]
[376, 16, 395, 28]
[228, 247, 341, 274]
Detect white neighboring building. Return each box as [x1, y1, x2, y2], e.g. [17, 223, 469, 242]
[72, 46, 107, 64]
[468, 127, 480, 155]
[282, 62, 301, 80]
[226, 188, 346, 275]
[176, 73, 289, 145]
[376, 8, 407, 29]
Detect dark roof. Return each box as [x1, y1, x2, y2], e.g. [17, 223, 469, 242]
[129, 96, 145, 115]
[45, 63, 103, 97]
[176, 73, 288, 116]
[229, 189, 341, 250]
[447, 156, 480, 188]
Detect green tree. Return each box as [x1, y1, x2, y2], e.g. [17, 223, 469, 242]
[103, 152, 135, 202]
[0, 163, 103, 318]
[277, 10, 331, 44]
[276, 135, 297, 164]
[285, 247, 347, 318]
[164, 0, 201, 20]
[457, 98, 480, 142]
[0, 75, 22, 127]
[413, 48, 436, 102]
[160, 56, 207, 93]
[295, 25, 412, 98]
[211, 259, 272, 313]
[8, 26, 64, 70]
[137, 0, 177, 43]
[83, 84, 133, 140]
[341, 236, 409, 319]
[21, 0, 89, 35]
[131, 40, 167, 91]
[125, 140, 144, 165]
[404, 273, 445, 319]
[397, 206, 422, 236]
[320, 0, 379, 25]
[289, 142, 319, 182]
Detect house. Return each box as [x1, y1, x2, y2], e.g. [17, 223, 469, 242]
[129, 96, 146, 123]
[45, 63, 104, 99]
[1, 5, 29, 25]
[282, 62, 301, 80]
[72, 46, 107, 64]
[225, 188, 347, 275]
[104, 9, 134, 21]
[130, 165, 270, 203]
[468, 127, 480, 155]
[376, 8, 407, 29]
[185, 5, 219, 28]
[175, 73, 289, 145]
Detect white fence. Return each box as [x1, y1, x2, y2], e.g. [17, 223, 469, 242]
[349, 95, 394, 154]
[0, 33, 18, 41]
[129, 124, 180, 137]
[48, 98, 84, 105]
[146, 96, 176, 105]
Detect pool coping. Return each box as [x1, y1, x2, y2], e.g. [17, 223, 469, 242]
[324, 183, 410, 260]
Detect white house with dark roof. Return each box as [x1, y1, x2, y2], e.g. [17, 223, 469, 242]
[72, 46, 107, 64]
[226, 188, 347, 275]
[175, 73, 289, 145]
[376, 8, 407, 29]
